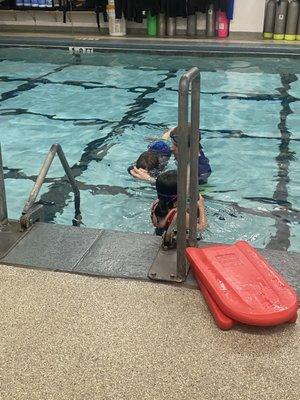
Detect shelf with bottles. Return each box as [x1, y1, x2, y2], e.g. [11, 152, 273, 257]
[2, 0, 59, 9]
[1, 0, 102, 11]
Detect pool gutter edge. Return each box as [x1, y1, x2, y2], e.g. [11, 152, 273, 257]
[0, 35, 300, 56]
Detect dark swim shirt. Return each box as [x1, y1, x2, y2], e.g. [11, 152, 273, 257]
[170, 129, 212, 184]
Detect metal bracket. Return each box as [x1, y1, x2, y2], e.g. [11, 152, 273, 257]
[148, 246, 189, 283]
[20, 203, 44, 230]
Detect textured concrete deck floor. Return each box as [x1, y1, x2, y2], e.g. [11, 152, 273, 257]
[0, 264, 298, 400]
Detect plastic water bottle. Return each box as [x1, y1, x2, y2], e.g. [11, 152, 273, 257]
[263, 0, 277, 39]
[206, 2, 216, 37]
[16, 0, 24, 6]
[297, 6, 300, 39]
[38, 0, 46, 7]
[167, 17, 176, 36]
[217, 11, 229, 38]
[31, 0, 39, 6]
[106, 0, 126, 37]
[45, 0, 53, 7]
[158, 13, 166, 36]
[285, 0, 300, 40]
[147, 12, 157, 36]
[274, 0, 288, 40]
[187, 14, 196, 36]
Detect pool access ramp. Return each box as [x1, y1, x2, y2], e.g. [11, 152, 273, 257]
[0, 221, 299, 296]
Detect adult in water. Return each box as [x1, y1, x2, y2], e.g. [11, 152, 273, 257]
[131, 127, 212, 184]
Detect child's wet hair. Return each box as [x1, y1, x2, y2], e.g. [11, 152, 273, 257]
[155, 170, 177, 218]
[156, 170, 177, 198]
[136, 151, 159, 171]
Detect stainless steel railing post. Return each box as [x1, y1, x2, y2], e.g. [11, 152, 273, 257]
[189, 73, 200, 247]
[177, 75, 189, 279]
[0, 144, 8, 227]
[177, 67, 200, 279]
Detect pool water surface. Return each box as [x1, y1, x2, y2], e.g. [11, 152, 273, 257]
[0, 47, 299, 251]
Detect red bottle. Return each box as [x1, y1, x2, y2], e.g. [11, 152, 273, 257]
[217, 11, 229, 38]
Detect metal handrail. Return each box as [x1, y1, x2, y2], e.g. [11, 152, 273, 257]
[0, 144, 8, 227]
[21, 143, 81, 227]
[177, 67, 200, 280]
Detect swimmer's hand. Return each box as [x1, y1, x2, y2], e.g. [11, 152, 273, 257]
[130, 167, 151, 181]
[198, 193, 205, 204]
[197, 194, 207, 231]
[162, 127, 176, 140]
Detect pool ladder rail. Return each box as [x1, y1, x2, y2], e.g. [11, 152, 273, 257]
[19, 143, 82, 230]
[148, 67, 201, 283]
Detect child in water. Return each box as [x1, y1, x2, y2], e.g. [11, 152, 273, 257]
[136, 152, 159, 173]
[151, 170, 207, 236]
[128, 140, 172, 183]
[131, 128, 211, 185]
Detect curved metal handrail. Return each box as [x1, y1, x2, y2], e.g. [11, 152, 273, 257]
[21, 143, 81, 228]
[148, 67, 201, 283]
[0, 144, 8, 226]
[177, 67, 200, 279]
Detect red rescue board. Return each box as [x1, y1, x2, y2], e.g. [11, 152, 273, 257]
[186, 241, 298, 326]
[195, 274, 235, 330]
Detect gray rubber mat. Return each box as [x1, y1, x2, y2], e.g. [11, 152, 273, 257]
[1, 223, 102, 271]
[75, 230, 161, 279]
[1, 222, 299, 295]
[1, 223, 161, 281]
[0, 220, 28, 258]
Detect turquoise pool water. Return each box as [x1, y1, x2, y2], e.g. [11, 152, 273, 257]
[0, 47, 299, 251]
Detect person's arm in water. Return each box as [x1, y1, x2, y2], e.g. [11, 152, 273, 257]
[197, 194, 207, 231]
[161, 127, 175, 140]
[130, 167, 155, 183]
[185, 194, 207, 231]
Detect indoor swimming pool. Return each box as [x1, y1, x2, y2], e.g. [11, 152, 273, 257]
[0, 47, 299, 251]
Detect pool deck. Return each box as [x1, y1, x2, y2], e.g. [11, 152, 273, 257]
[0, 31, 300, 55]
[0, 262, 299, 400]
[1, 221, 299, 295]
[0, 222, 299, 399]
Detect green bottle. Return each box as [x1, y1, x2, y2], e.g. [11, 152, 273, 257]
[147, 12, 157, 36]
